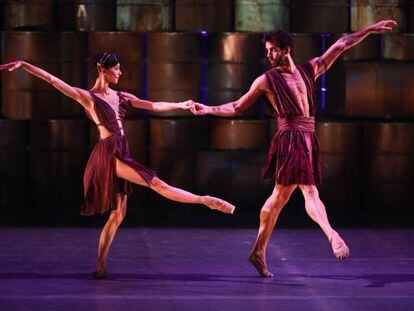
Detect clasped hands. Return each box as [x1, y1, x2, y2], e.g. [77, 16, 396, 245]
[181, 100, 209, 115]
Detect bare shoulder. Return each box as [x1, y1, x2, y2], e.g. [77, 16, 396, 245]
[73, 87, 93, 109]
[253, 74, 268, 90]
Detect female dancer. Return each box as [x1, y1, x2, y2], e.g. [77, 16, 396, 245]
[0, 52, 235, 278]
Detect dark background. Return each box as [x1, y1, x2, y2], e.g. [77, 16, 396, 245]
[0, 0, 413, 228]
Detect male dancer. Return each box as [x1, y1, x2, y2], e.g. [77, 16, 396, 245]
[192, 20, 397, 277]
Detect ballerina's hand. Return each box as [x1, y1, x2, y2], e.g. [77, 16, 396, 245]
[0, 61, 23, 72]
[190, 103, 208, 115]
[181, 100, 196, 110]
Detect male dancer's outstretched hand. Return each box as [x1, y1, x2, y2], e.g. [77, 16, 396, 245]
[0, 61, 23, 71]
[190, 103, 208, 115]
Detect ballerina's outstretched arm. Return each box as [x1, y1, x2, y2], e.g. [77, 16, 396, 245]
[119, 91, 195, 112]
[0, 60, 92, 109]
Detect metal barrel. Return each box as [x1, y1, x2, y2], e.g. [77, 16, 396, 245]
[316, 122, 362, 210]
[56, 0, 116, 31]
[209, 119, 268, 150]
[149, 119, 208, 207]
[326, 34, 380, 61]
[29, 120, 89, 217]
[363, 122, 414, 210]
[147, 33, 202, 117]
[351, 0, 407, 32]
[2, 32, 61, 119]
[0, 120, 28, 224]
[196, 149, 271, 209]
[291, 0, 349, 33]
[175, 0, 233, 32]
[291, 34, 322, 65]
[3, 0, 54, 31]
[116, 0, 173, 32]
[409, 2, 414, 32]
[235, 0, 290, 32]
[59, 32, 88, 118]
[325, 62, 414, 118]
[381, 34, 414, 61]
[206, 33, 263, 117]
[150, 119, 208, 151]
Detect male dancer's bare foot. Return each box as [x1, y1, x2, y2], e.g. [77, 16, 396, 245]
[330, 233, 350, 260]
[93, 261, 108, 279]
[202, 196, 235, 214]
[248, 251, 274, 277]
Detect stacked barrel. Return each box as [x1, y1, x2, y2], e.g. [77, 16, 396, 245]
[1, 1, 414, 226]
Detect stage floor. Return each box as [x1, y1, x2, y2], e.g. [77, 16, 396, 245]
[1, 228, 413, 311]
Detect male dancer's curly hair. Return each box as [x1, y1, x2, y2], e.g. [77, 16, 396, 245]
[263, 30, 294, 53]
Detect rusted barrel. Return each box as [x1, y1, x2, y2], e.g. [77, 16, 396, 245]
[59, 32, 88, 118]
[235, 0, 290, 32]
[316, 122, 362, 210]
[382, 34, 414, 61]
[363, 123, 414, 210]
[0, 120, 28, 224]
[149, 119, 208, 209]
[326, 34, 380, 61]
[325, 62, 414, 118]
[409, 2, 414, 32]
[196, 150, 272, 208]
[291, 0, 349, 33]
[57, 0, 116, 31]
[117, 0, 173, 32]
[351, 0, 407, 32]
[3, 0, 54, 31]
[206, 33, 262, 117]
[147, 33, 202, 117]
[150, 119, 208, 151]
[175, 0, 233, 32]
[2, 32, 61, 119]
[209, 119, 268, 150]
[29, 120, 89, 216]
[292, 34, 322, 65]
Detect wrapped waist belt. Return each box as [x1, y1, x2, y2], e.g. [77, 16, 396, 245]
[277, 116, 315, 132]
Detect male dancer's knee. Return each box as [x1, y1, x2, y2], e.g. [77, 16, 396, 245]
[263, 191, 291, 213]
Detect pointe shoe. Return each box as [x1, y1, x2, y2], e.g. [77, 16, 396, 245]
[203, 196, 235, 214]
[330, 233, 350, 260]
[248, 251, 274, 278]
[93, 263, 108, 279]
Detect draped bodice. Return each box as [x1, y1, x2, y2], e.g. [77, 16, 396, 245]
[265, 62, 317, 118]
[86, 91, 131, 136]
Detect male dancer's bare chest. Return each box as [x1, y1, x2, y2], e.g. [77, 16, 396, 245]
[266, 72, 310, 116]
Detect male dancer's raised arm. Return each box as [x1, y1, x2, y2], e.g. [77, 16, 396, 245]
[191, 75, 268, 116]
[310, 20, 397, 78]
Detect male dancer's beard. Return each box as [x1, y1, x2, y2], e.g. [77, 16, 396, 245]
[270, 54, 289, 68]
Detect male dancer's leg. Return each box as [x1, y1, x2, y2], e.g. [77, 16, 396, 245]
[299, 185, 349, 259]
[249, 184, 297, 277]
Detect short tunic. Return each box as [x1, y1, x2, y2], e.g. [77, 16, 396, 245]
[262, 62, 322, 185]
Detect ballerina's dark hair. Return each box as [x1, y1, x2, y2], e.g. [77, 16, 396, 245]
[92, 52, 119, 69]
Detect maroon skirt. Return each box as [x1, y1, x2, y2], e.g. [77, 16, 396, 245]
[81, 135, 156, 216]
[262, 117, 322, 186]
